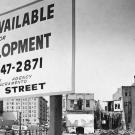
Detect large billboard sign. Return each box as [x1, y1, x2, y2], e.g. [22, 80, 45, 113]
[2, 112, 18, 121]
[0, 0, 75, 98]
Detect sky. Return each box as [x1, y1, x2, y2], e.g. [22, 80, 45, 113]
[76, 0, 135, 100]
[0, 0, 135, 101]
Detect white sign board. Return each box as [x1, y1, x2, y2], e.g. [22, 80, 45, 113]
[0, 0, 75, 98]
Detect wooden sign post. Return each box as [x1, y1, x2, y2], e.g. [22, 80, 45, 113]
[49, 95, 62, 135]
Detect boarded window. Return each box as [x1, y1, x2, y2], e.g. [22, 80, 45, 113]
[70, 100, 74, 108]
[115, 104, 117, 109]
[86, 100, 90, 107]
[118, 104, 120, 109]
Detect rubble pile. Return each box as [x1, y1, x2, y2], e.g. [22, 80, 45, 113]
[118, 129, 135, 135]
[94, 129, 135, 135]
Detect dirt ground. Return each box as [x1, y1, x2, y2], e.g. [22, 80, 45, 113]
[63, 129, 135, 135]
[94, 129, 135, 135]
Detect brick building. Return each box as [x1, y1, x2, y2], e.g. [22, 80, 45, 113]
[113, 83, 135, 130]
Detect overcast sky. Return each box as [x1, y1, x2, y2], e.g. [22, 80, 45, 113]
[76, 0, 135, 100]
[1, 0, 135, 101]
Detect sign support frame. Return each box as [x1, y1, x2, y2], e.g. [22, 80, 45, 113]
[49, 0, 75, 135]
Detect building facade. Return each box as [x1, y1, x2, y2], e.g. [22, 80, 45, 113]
[0, 100, 3, 115]
[66, 93, 94, 112]
[65, 93, 95, 134]
[113, 85, 135, 130]
[95, 100, 123, 130]
[3, 97, 48, 126]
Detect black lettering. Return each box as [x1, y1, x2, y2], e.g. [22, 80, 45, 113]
[2, 43, 10, 57]
[3, 35, 6, 40]
[11, 41, 17, 55]
[0, 35, 6, 41]
[12, 86, 18, 93]
[36, 35, 43, 50]
[0, 4, 55, 33]
[25, 85, 31, 91]
[22, 12, 30, 27]
[32, 84, 37, 90]
[18, 39, 28, 54]
[12, 77, 15, 81]
[31, 9, 39, 24]
[12, 17, 15, 30]
[5, 87, 11, 94]
[47, 4, 54, 19]
[16, 16, 21, 28]
[38, 82, 46, 89]
[4, 19, 11, 32]
[19, 86, 24, 92]
[29, 37, 35, 51]
[44, 33, 51, 48]
[40, 7, 46, 21]
[0, 20, 5, 33]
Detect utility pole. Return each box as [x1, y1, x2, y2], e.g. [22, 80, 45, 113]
[19, 112, 22, 135]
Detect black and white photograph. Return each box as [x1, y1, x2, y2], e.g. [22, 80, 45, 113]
[0, 0, 135, 135]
